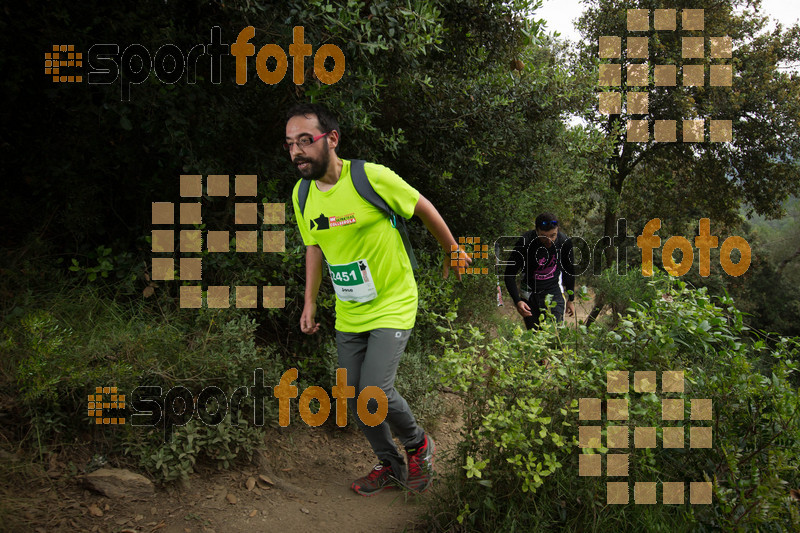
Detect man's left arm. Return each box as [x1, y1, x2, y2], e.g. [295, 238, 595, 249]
[413, 194, 471, 280]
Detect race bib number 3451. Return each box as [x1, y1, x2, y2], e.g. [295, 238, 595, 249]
[328, 259, 378, 302]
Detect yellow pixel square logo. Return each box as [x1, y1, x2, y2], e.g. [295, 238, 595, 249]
[578, 369, 714, 505]
[151, 175, 285, 309]
[88, 386, 125, 425]
[597, 9, 733, 143]
[45, 45, 83, 83]
[450, 237, 490, 275]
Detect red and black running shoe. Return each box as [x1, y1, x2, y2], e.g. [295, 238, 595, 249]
[351, 463, 401, 496]
[406, 435, 435, 493]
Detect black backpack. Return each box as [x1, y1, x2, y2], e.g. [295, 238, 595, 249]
[296, 159, 418, 269]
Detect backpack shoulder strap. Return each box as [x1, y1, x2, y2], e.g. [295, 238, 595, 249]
[350, 160, 391, 216]
[350, 159, 418, 270]
[297, 178, 311, 216]
[296, 178, 327, 262]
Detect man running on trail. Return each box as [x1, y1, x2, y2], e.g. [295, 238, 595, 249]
[286, 103, 470, 496]
[504, 213, 576, 330]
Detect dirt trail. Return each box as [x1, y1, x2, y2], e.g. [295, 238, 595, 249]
[5, 394, 464, 533]
[496, 287, 597, 326]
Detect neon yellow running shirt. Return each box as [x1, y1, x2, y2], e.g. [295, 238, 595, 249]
[291, 159, 420, 333]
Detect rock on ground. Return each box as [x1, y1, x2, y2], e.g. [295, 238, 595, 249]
[83, 468, 154, 501]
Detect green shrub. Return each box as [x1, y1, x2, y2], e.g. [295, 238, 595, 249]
[588, 261, 660, 322]
[3, 289, 285, 482]
[123, 415, 265, 483]
[395, 348, 444, 431]
[407, 249, 460, 353]
[432, 274, 800, 531]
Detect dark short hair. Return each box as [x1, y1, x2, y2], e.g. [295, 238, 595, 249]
[285, 103, 340, 154]
[535, 212, 558, 231]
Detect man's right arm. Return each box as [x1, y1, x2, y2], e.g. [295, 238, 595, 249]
[300, 244, 323, 335]
[503, 236, 526, 304]
[504, 235, 534, 318]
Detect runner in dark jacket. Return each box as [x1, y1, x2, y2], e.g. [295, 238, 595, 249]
[504, 213, 576, 329]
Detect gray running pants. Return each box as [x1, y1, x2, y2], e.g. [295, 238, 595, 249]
[335, 328, 424, 482]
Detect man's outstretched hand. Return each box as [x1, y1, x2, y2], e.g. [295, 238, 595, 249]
[515, 300, 533, 317]
[443, 248, 472, 281]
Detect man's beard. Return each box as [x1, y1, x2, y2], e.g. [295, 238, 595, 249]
[293, 143, 330, 181]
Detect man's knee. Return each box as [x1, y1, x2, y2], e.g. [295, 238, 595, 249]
[351, 384, 391, 427]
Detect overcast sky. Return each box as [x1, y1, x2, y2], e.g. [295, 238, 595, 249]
[537, 0, 800, 42]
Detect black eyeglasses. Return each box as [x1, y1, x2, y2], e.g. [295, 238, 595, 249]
[538, 220, 558, 230]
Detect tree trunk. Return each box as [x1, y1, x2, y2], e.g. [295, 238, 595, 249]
[585, 295, 605, 326]
[603, 201, 616, 270]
